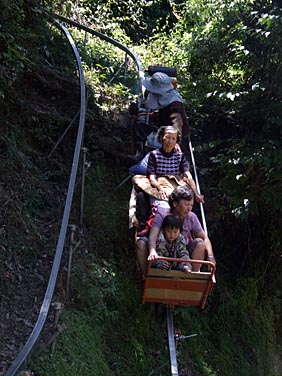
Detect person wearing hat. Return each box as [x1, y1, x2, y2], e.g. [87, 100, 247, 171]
[142, 72, 181, 107]
[128, 72, 189, 159]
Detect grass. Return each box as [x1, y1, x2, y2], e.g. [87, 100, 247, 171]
[32, 310, 112, 376]
[30, 161, 170, 375]
[2, 17, 280, 373]
[28, 161, 277, 376]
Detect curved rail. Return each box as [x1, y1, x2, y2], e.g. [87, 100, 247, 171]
[54, 14, 145, 80]
[4, 14, 209, 376]
[55, 17, 210, 376]
[5, 20, 87, 376]
[5, 15, 147, 376]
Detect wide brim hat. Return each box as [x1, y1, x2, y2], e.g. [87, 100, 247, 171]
[142, 72, 174, 94]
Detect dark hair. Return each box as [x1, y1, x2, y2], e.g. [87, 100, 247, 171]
[168, 186, 194, 209]
[157, 125, 181, 144]
[162, 214, 182, 231]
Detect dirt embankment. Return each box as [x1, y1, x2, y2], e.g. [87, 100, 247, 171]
[0, 67, 82, 373]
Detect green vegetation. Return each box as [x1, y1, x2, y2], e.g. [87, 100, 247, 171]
[1, 0, 281, 375]
[33, 311, 112, 375]
[32, 164, 170, 376]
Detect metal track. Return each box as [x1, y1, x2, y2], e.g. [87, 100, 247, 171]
[5, 15, 145, 376]
[166, 306, 179, 376]
[54, 14, 145, 80]
[189, 140, 208, 234]
[5, 19, 87, 376]
[4, 14, 207, 376]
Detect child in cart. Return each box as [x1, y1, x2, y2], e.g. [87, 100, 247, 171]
[152, 214, 192, 273]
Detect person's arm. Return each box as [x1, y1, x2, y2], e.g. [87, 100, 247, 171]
[148, 226, 161, 260]
[148, 174, 168, 200]
[194, 230, 216, 265]
[147, 151, 167, 199]
[184, 170, 204, 203]
[154, 238, 171, 270]
[177, 238, 192, 272]
[147, 152, 165, 195]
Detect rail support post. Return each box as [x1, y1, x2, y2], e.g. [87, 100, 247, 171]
[51, 302, 64, 352]
[66, 224, 77, 298]
[80, 147, 88, 228]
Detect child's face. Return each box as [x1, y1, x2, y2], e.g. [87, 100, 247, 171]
[163, 226, 180, 242]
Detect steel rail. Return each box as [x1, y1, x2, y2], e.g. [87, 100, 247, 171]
[4, 14, 208, 376]
[55, 17, 210, 376]
[53, 14, 145, 80]
[189, 140, 208, 234]
[5, 20, 87, 376]
[166, 306, 179, 376]
[162, 143, 212, 375]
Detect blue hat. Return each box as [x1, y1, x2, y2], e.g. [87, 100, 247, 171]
[142, 72, 174, 94]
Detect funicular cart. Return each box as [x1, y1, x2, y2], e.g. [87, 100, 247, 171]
[128, 65, 216, 376]
[142, 258, 216, 376]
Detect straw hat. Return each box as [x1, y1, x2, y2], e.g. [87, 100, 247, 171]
[142, 72, 174, 94]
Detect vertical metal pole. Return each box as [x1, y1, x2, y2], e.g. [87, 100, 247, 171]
[124, 53, 128, 81]
[80, 147, 88, 227]
[83, 30, 88, 53]
[188, 140, 207, 234]
[166, 305, 179, 376]
[66, 224, 76, 298]
[51, 302, 63, 352]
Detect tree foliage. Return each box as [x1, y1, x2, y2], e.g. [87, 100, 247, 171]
[55, 0, 178, 42]
[0, 0, 53, 99]
[1, 0, 282, 374]
[133, 0, 282, 285]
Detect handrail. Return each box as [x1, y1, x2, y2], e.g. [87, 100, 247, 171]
[189, 140, 208, 235]
[53, 14, 145, 80]
[5, 20, 87, 376]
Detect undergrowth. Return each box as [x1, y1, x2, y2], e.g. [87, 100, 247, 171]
[1, 3, 280, 372]
[176, 281, 275, 376]
[30, 162, 276, 376]
[31, 162, 171, 376]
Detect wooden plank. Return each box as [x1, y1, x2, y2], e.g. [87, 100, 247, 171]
[145, 278, 208, 292]
[142, 260, 216, 309]
[142, 288, 204, 307]
[143, 297, 200, 306]
[147, 269, 212, 281]
[142, 276, 214, 307]
[144, 288, 203, 301]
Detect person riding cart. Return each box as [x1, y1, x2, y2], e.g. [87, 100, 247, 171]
[128, 66, 189, 161]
